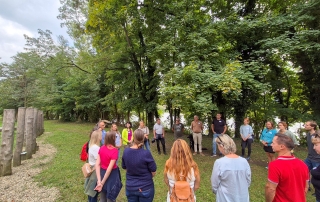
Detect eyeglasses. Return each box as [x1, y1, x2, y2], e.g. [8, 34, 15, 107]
[217, 136, 224, 145]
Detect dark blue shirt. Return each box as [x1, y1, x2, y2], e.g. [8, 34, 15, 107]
[122, 147, 157, 191]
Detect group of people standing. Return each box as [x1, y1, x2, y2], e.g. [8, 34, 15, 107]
[83, 115, 320, 202]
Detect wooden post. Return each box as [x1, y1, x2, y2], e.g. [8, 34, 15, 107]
[37, 110, 41, 137]
[41, 110, 45, 134]
[0, 109, 16, 176]
[13, 107, 26, 167]
[25, 108, 34, 159]
[32, 108, 38, 154]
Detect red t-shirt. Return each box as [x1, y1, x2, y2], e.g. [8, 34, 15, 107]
[268, 155, 309, 202]
[98, 145, 118, 170]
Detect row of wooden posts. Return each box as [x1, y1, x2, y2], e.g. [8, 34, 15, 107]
[0, 107, 44, 177]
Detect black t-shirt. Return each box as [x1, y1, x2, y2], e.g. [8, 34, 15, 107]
[212, 119, 226, 134]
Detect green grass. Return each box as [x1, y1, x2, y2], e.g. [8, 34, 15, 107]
[33, 120, 314, 202]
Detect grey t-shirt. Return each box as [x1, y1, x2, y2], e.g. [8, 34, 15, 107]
[173, 123, 184, 139]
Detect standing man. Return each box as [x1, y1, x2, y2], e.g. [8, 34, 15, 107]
[211, 113, 227, 157]
[172, 118, 184, 140]
[265, 134, 309, 202]
[99, 121, 107, 145]
[190, 115, 205, 156]
[153, 118, 166, 155]
[304, 121, 320, 191]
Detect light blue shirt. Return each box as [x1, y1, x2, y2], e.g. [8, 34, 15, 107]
[240, 125, 253, 139]
[211, 157, 251, 202]
[101, 130, 106, 145]
[115, 132, 121, 147]
[260, 128, 277, 146]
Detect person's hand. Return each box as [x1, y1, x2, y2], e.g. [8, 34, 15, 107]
[94, 183, 103, 192]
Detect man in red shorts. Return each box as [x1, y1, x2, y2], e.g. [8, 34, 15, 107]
[265, 133, 309, 202]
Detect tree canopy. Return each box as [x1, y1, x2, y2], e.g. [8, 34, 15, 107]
[0, 0, 319, 136]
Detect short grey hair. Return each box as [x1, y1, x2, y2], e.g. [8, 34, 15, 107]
[215, 134, 236, 154]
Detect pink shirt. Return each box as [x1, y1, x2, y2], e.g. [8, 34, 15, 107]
[98, 145, 118, 170]
[128, 130, 132, 141]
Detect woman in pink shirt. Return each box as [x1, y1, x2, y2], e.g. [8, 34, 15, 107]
[95, 131, 122, 202]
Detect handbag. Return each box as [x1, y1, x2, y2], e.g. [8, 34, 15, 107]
[82, 163, 94, 178]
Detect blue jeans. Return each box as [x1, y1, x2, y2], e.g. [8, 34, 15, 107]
[144, 140, 150, 151]
[88, 194, 98, 202]
[126, 187, 155, 202]
[212, 133, 220, 155]
[304, 158, 320, 171]
[304, 158, 320, 187]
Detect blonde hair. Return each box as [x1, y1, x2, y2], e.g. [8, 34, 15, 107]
[215, 134, 236, 154]
[164, 139, 199, 181]
[312, 130, 320, 144]
[133, 129, 144, 148]
[90, 130, 102, 147]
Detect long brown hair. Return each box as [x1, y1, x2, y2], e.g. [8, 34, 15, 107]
[164, 139, 199, 181]
[105, 131, 116, 147]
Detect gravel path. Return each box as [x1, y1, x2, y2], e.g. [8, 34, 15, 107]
[0, 133, 59, 202]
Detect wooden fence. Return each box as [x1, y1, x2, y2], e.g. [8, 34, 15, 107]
[0, 107, 44, 177]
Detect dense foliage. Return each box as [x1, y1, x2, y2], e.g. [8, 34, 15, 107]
[0, 0, 319, 135]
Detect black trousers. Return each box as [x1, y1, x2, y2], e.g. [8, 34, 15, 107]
[241, 139, 253, 157]
[156, 135, 166, 153]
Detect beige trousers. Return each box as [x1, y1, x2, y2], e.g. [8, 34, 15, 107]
[192, 132, 202, 152]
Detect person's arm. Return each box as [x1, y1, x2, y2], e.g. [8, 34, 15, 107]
[246, 126, 253, 139]
[100, 159, 116, 185]
[153, 126, 156, 139]
[201, 122, 204, 131]
[162, 126, 165, 138]
[164, 172, 169, 186]
[146, 152, 157, 177]
[240, 125, 245, 140]
[194, 171, 200, 191]
[181, 124, 184, 133]
[190, 121, 193, 131]
[222, 123, 227, 134]
[211, 161, 220, 194]
[95, 155, 102, 191]
[305, 180, 309, 194]
[265, 181, 277, 202]
[211, 123, 215, 134]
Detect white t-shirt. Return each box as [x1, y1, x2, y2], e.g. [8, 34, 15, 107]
[88, 144, 100, 166]
[166, 168, 196, 202]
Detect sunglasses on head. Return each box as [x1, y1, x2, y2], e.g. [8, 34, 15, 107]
[314, 134, 320, 138]
[217, 136, 224, 145]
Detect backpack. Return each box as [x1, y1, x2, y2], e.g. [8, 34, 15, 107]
[80, 141, 89, 161]
[170, 180, 195, 202]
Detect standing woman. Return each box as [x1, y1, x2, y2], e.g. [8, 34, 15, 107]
[211, 134, 251, 202]
[139, 120, 151, 151]
[240, 118, 253, 160]
[122, 129, 157, 202]
[277, 121, 299, 146]
[260, 121, 277, 168]
[111, 123, 122, 163]
[164, 139, 200, 202]
[85, 130, 102, 202]
[122, 122, 133, 147]
[95, 131, 122, 202]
